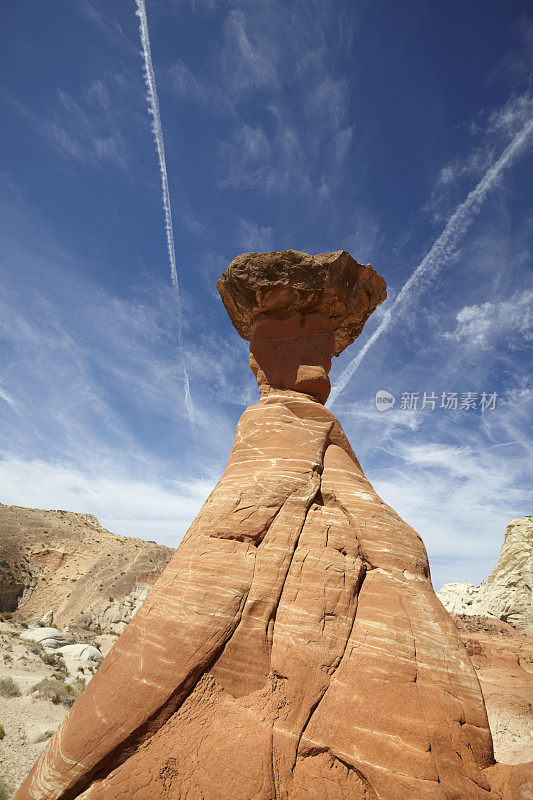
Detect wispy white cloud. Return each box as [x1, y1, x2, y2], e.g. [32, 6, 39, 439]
[342, 208, 381, 264]
[329, 111, 533, 407]
[167, 60, 211, 105]
[304, 76, 349, 131]
[329, 126, 354, 171]
[444, 290, 533, 348]
[499, 16, 533, 85]
[236, 218, 273, 251]
[165, 59, 235, 117]
[372, 433, 531, 588]
[78, 0, 139, 55]
[44, 88, 131, 167]
[161, 2, 357, 200]
[0, 456, 213, 548]
[10, 67, 146, 172]
[218, 123, 274, 190]
[0, 384, 22, 416]
[220, 9, 278, 96]
[429, 94, 533, 214]
[486, 92, 533, 139]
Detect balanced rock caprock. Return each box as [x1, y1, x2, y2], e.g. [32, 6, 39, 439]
[15, 250, 531, 799]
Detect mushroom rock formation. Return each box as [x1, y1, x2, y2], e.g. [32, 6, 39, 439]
[15, 250, 529, 800]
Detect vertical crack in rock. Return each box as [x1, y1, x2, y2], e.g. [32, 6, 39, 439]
[210, 454, 327, 699]
[269, 475, 323, 623]
[270, 485, 329, 798]
[269, 475, 371, 797]
[328, 753, 380, 800]
[290, 559, 367, 774]
[400, 598, 418, 684]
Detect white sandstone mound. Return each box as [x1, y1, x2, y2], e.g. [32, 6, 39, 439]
[56, 643, 103, 673]
[438, 516, 532, 630]
[20, 627, 69, 650]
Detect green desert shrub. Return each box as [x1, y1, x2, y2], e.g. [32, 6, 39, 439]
[32, 677, 71, 706]
[32, 677, 84, 707]
[40, 652, 67, 673]
[0, 725, 4, 739]
[0, 676, 21, 697]
[27, 640, 43, 656]
[0, 778, 9, 800]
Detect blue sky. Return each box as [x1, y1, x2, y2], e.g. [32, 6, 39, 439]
[1, 0, 531, 589]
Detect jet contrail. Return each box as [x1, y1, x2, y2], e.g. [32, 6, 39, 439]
[328, 118, 533, 408]
[0, 384, 22, 416]
[134, 0, 198, 439]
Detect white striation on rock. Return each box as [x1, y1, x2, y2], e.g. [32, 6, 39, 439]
[438, 516, 533, 630]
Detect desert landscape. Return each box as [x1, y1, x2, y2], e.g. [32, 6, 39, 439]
[0, 504, 173, 796]
[2, 251, 532, 799]
[1, 509, 531, 797]
[2, 2, 532, 798]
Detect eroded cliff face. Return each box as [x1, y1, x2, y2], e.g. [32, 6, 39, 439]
[14, 250, 531, 800]
[0, 504, 173, 629]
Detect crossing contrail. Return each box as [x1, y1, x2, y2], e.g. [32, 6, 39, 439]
[0, 384, 22, 416]
[328, 117, 533, 408]
[134, 0, 198, 440]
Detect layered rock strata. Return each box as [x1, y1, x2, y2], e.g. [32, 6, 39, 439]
[15, 250, 529, 800]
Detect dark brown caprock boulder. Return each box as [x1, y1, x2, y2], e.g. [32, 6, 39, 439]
[15, 251, 531, 800]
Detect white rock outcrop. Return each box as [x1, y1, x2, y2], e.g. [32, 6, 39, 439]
[437, 581, 484, 614]
[39, 610, 54, 627]
[89, 582, 151, 635]
[56, 643, 103, 673]
[438, 516, 533, 630]
[20, 627, 69, 650]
